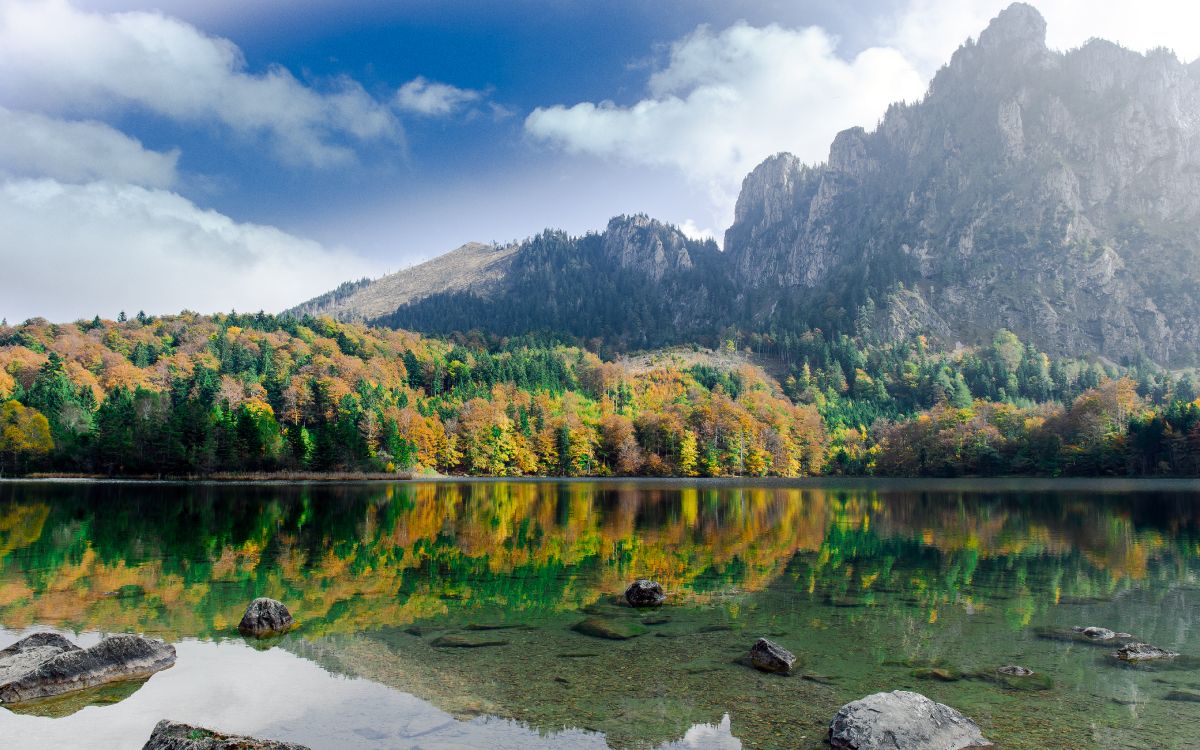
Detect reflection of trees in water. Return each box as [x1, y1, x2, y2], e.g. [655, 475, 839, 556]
[0, 482, 1196, 638]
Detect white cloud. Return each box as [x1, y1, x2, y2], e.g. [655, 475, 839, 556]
[0, 0, 400, 167]
[395, 76, 482, 117]
[889, 0, 1200, 77]
[0, 105, 178, 187]
[0, 178, 374, 322]
[525, 23, 926, 229]
[678, 219, 717, 243]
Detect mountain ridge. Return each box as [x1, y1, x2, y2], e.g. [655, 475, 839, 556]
[294, 3, 1200, 364]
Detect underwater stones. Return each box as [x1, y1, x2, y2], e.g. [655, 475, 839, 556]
[142, 720, 311, 749]
[1115, 643, 1180, 662]
[238, 598, 294, 638]
[1164, 690, 1200, 703]
[430, 635, 509, 648]
[997, 665, 1035, 677]
[0, 633, 175, 704]
[1073, 626, 1131, 641]
[828, 690, 992, 750]
[913, 667, 960, 682]
[749, 638, 796, 674]
[624, 579, 666, 607]
[571, 618, 648, 640]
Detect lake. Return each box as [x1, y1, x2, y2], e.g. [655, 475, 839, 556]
[1, 479, 1199, 749]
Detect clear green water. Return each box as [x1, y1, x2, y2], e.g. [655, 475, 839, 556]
[1, 479, 1199, 749]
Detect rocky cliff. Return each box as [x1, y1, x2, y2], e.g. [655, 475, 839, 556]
[726, 3, 1200, 363]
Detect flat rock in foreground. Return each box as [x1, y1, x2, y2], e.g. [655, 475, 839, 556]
[829, 690, 992, 749]
[0, 633, 175, 704]
[143, 720, 311, 750]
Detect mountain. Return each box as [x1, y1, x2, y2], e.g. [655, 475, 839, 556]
[295, 3, 1200, 364]
[727, 2, 1200, 364]
[296, 214, 733, 348]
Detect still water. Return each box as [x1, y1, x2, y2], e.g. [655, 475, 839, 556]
[1, 479, 1199, 749]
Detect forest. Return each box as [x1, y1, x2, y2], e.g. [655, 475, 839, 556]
[1, 311, 1198, 478]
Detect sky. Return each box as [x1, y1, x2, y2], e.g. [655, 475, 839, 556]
[1, 0, 1198, 323]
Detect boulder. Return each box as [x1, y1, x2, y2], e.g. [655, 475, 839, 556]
[0, 633, 175, 704]
[624, 579, 666, 607]
[829, 690, 991, 749]
[142, 720, 311, 749]
[571, 617, 647, 640]
[238, 598, 295, 637]
[996, 665, 1035, 676]
[1115, 642, 1180, 662]
[749, 638, 796, 674]
[1073, 626, 1131, 641]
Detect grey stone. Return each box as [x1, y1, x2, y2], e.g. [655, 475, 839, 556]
[238, 598, 294, 637]
[829, 690, 992, 749]
[1115, 642, 1180, 661]
[997, 665, 1035, 676]
[142, 720, 311, 749]
[0, 633, 175, 704]
[749, 638, 796, 674]
[624, 579, 666, 607]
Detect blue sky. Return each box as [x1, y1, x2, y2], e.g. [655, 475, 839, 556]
[1, 0, 1197, 322]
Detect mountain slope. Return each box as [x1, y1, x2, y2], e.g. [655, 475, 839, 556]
[727, 3, 1200, 363]
[289, 242, 517, 321]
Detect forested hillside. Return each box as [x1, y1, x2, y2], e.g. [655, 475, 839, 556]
[2, 313, 1199, 478]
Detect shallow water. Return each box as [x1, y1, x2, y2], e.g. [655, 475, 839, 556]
[1, 479, 1199, 749]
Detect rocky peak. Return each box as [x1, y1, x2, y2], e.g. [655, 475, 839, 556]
[602, 214, 696, 282]
[977, 3, 1047, 54]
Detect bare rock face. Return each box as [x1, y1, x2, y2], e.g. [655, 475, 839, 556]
[624, 579, 666, 607]
[142, 720, 311, 750]
[238, 598, 295, 637]
[724, 2, 1200, 364]
[829, 690, 992, 750]
[0, 633, 175, 704]
[749, 638, 796, 674]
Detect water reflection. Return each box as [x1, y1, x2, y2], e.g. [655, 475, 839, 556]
[1, 481, 1197, 638]
[1, 479, 1199, 749]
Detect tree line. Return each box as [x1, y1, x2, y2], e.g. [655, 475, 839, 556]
[0, 313, 1196, 477]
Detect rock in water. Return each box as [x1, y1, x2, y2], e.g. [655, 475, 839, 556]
[238, 598, 295, 637]
[571, 618, 647, 640]
[749, 638, 796, 674]
[624, 580, 666, 607]
[1115, 643, 1180, 662]
[997, 665, 1035, 677]
[1072, 626, 1131, 641]
[142, 720, 311, 749]
[0, 633, 175, 704]
[829, 690, 992, 749]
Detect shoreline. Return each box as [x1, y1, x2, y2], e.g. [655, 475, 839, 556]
[6, 473, 1200, 491]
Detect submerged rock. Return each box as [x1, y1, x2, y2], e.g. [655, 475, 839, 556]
[1035, 626, 1134, 647]
[624, 580, 666, 607]
[238, 598, 295, 638]
[749, 638, 796, 674]
[430, 635, 509, 648]
[1073, 626, 1131, 641]
[1165, 690, 1200, 703]
[571, 617, 647, 640]
[0, 633, 175, 704]
[142, 720, 311, 749]
[828, 690, 991, 749]
[913, 667, 960, 682]
[997, 665, 1035, 677]
[1115, 643, 1180, 662]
